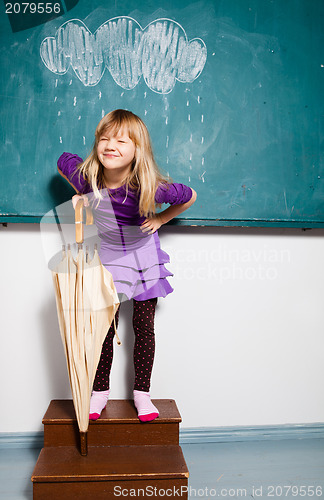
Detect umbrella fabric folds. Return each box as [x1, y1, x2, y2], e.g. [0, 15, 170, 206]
[51, 199, 120, 455]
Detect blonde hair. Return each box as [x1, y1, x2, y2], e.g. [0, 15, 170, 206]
[76, 109, 169, 216]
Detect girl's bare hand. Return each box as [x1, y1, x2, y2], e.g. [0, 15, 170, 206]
[72, 194, 89, 209]
[140, 215, 163, 234]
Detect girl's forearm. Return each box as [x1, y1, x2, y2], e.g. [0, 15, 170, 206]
[158, 189, 197, 224]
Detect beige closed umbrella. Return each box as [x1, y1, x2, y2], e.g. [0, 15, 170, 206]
[52, 199, 120, 456]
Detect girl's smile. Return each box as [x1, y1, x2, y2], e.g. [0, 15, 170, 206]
[97, 127, 136, 187]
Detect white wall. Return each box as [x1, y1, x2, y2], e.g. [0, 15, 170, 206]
[1, 224, 324, 433]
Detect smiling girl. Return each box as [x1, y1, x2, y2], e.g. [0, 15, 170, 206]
[57, 109, 196, 422]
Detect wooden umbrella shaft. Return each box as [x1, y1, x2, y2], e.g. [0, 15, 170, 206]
[80, 431, 88, 456]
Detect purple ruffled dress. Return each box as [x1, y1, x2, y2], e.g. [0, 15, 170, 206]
[57, 153, 192, 301]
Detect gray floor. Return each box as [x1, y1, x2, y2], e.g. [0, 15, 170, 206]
[183, 439, 324, 498]
[0, 439, 323, 499]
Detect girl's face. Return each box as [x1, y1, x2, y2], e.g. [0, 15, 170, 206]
[97, 127, 136, 182]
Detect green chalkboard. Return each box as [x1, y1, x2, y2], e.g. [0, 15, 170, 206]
[1, 0, 323, 226]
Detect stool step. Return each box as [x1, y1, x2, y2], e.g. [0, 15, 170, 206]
[43, 399, 181, 447]
[31, 445, 189, 500]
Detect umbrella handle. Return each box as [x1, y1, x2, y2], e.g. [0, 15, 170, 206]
[75, 198, 94, 244]
[75, 199, 84, 244]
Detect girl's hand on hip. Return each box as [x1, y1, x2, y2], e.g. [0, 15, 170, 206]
[72, 194, 89, 210]
[140, 215, 163, 234]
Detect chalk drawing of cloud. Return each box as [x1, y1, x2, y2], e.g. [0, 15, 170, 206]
[40, 16, 207, 93]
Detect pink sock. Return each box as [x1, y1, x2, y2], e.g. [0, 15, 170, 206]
[89, 389, 110, 421]
[133, 390, 159, 422]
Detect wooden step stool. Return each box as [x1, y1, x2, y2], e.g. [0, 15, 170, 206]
[31, 399, 189, 499]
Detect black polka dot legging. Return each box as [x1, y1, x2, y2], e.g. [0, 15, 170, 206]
[93, 298, 158, 393]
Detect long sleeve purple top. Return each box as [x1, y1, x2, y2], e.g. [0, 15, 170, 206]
[57, 152, 193, 301]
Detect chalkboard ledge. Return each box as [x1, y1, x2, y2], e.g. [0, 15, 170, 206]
[1, 215, 324, 228]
